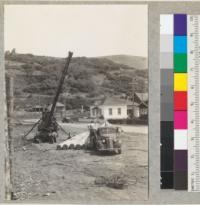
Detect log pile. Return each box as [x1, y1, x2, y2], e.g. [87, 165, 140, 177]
[57, 131, 89, 150]
[56, 120, 121, 151]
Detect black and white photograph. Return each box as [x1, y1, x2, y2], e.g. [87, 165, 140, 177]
[4, 4, 148, 202]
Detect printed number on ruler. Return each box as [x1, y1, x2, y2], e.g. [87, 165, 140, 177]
[188, 15, 200, 192]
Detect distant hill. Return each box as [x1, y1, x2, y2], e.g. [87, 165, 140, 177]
[5, 52, 148, 110]
[104, 55, 147, 70]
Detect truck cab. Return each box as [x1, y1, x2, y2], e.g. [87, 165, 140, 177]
[89, 126, 122, 154]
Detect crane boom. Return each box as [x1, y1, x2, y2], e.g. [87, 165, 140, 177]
[43, 51, 73, 129]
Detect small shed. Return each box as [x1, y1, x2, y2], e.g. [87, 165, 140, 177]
[132, 92, 148, 118]
[47, 102, 66, 119]
[31, 105, 43, 112]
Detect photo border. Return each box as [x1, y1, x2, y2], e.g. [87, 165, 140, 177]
[2, 1, 200, 204]
[0, 1, 149, 203]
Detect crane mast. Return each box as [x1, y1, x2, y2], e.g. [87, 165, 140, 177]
[34, 51, 73, 143]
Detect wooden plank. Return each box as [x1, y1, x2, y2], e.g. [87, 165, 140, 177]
[5, 76, 13, 200]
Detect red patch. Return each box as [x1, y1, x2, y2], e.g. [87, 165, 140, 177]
[174, 91, 187, 111]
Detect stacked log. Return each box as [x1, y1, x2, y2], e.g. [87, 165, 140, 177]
[56, 120, 120, 151]
[57, 131, 89, 150]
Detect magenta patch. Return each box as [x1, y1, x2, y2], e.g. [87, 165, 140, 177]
[174, 111, 187, 129]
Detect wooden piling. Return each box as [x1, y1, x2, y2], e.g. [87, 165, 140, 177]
[5, 75, 14, 200]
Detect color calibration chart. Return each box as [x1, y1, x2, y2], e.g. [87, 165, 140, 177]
[160, 14, 200, 191]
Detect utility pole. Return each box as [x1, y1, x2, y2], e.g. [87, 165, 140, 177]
[5, 75, 14, 200]
[119, 67, 122, 89]
[129, 78, 137, 121]
[7, 76, 14, 113]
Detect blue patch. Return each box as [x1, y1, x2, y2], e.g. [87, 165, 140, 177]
[174, 36, 187, 53]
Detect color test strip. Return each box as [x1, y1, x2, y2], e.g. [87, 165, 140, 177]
[160, 14, 174, 189]
[161, 14, 200, 192]
[173, 14, 188, 190]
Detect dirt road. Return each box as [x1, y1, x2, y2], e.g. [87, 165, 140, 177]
[11, 123, 148, 202]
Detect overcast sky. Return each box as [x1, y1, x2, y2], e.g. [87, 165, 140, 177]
[5, 5, 147, 58]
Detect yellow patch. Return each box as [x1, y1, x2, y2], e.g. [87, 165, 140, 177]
[174, 73, 187, 91]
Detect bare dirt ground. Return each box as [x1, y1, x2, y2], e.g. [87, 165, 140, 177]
[11, 122, 148, 203]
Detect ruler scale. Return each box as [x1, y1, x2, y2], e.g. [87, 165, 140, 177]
[188, 15, 200, 192]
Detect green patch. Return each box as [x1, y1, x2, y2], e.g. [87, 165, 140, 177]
[174, 54, 187, 73]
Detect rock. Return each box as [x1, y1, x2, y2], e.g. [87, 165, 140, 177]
[94, 176, 106, 186]
[43, 192, 50, 197]
[11, 192, 18, 200]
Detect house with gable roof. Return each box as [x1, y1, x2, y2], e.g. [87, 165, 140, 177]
[90, 93, 148, 121]
[90, 97, 130, 120]
[128, 92, 148, 119]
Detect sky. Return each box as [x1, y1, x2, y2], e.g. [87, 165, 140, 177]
[4, 5, 147, 58]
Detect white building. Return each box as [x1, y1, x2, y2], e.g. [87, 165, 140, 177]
[127, 92, 148, 119]
[90, 97, 129, 120]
